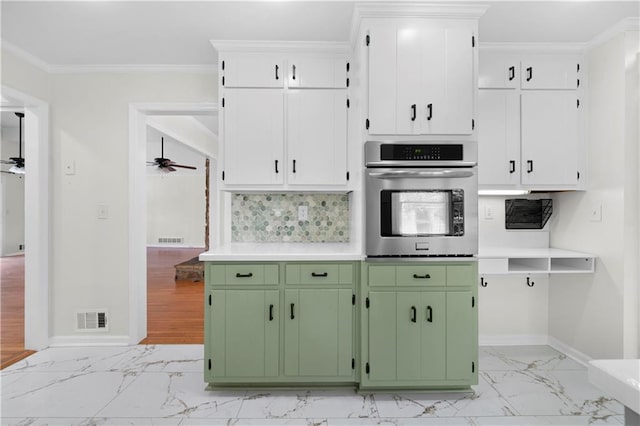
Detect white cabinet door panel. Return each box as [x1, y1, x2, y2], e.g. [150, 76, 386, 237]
[223, 89, 284, 185]
[442, 27, 473, 135]
[478, 90, 520, 186]
[521, 91, 578, 186]
[224, 53, 284, 88]
[521, 55, 578, 90]
[287, 55, 347, 88]
[396, 25, 424, 135]
[368, 23, 398, 135]
[421, 27, 446, 135]
[287, 90, 347, 185]
[478, 52, 518, 89]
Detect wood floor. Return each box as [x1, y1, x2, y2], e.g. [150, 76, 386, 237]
[1, 247, 204, 369]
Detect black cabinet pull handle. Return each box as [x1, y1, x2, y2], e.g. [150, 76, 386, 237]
[292, 64, 296, 80]
[426, 103, 433, 121]
[413, 274, 431, 279]
[275, 65, 279, 80]
[411, 306, 417, 323]
[292, 159, 296, 174]
[275, 160, 279, 174]
[509, 160, 516, 174]
[290, 303, 295, 320]
[426, 306, 433, 323]
[269, 304, 274, 321]
[235, 272, 253, 278]
[526, 66, 533, 82]
[527, 160, 534, 173]
[509, 66, 515, 81]
[410, 104, 416, 121]
[311, 272, 328, 277]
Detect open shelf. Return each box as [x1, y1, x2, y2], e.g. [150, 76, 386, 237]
[550, 257, 595, 273]
[508, 257, 549, 273]
[479, 248, 596, 275]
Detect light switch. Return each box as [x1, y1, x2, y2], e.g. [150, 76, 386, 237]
[484, 206, 494, 220]
[298, 205, 308, 221]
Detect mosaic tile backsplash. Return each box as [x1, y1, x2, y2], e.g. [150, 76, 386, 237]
[231, 193, 350, 242]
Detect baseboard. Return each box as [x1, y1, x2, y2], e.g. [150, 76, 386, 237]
[547, 336, 592, 367]
[146, 244, 206, 249]
[48, 335, 132, 347]
[479, 334, 549, 346]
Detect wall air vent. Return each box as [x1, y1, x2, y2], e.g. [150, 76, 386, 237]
[158, 237, 184, 244]
[76, 310, 108, 332]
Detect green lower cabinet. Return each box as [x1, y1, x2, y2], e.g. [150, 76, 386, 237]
[209, 290, 279, 379]
[284, 289, 353, 377]
[446, 290, 476, 381]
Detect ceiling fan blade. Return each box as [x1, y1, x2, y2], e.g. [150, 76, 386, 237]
[0, 159, 16, 164]
[166, 166, 177, 172]
[171, 164, 197, 170]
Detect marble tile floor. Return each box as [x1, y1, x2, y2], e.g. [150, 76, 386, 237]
[0, 345, 624, 426]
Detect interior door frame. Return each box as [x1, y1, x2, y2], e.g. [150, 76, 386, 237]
[128, 102, 218, 344]
[1, 85, 50, 350]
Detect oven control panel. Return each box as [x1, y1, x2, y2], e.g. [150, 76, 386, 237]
[380, 144, 464, 161]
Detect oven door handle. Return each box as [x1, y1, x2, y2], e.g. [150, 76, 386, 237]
[367, 170, 475, 179]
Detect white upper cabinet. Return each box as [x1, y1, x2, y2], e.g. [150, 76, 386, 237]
[368, 21, 475, 136]
[478, 51, 518, 89]
[520, 54, 580, 90]
[223, 89, 284, 185]
[478, 90, 520, 187]
[287, 54, 348, 89]
[520, 91, 579, 186]
[287, 90, 347, 185]
[223, 53, 285, 88]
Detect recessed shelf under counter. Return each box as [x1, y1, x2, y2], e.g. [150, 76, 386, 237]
[479, 248, 595, 275]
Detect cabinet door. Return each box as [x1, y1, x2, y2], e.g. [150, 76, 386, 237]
[425, 27, 474, 135]
[478, 52, 518, 89]
[223, 53, 284, 88]
[287, 90, 347, 185]
[368, 23, 398, 135]
[223, 89, 284, 185]
[396, 292, 421, 380]
[284, 289, 353, 377]
[478, 90, 520, 186]
[521, 91, 578, 186]
[521, 55, 579, 90]
[211, 290, 279, 378]
[396, 25, 424, 135]
[368, 291, 397, 381]
[287, 54, 347, 88]
[446, 291, 476, 381]
[421, 292, 446, 380]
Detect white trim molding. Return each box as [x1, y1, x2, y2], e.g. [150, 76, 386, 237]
[588, 17, 640, 49]
[548, 336, 593, 368]
[210, 40, 351, 54]
[479, 334, 549, 347]
[479, 42, 587, 53]
[49, 335, 131, 347]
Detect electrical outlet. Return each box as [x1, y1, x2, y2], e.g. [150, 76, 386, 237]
[298, 205, 308, 221]
[484, 206, 494, 220]
[590, 205, 602, 222]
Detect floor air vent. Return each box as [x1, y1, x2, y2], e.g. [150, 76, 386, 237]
[76, 311, 108, 331]
[158, 237, 184, 244]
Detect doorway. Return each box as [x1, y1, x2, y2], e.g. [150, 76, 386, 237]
[128, 103, 217, 344]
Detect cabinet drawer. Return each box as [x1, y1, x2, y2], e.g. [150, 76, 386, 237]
[396, 266, 446, 286]
[447, 264, 477, 286]
[210, 264, 279, 285]
[286, 263, 353, 285]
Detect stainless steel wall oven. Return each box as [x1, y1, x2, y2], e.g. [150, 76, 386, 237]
[365, 141, 478, 257]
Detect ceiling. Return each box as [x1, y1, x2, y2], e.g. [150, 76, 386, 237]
[1, 1, 638, 68]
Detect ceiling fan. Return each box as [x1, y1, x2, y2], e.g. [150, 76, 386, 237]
[1, 112, 26, 175]
[147, 137, 197, 172]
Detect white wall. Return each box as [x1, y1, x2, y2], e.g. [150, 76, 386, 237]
[548, 31, 639, 359]
[146, 126, 207, 248]
[3, 60, 216, 340]
[0, 126, 26, 256]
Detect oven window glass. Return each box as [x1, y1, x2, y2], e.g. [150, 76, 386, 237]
[381, 190, 463, 237]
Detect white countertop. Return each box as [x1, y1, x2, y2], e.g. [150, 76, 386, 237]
[198, 242, 364, 261]
[479, 247, 594, 259]
[589, 359, 640, 414]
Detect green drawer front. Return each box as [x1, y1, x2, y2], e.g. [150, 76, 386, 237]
[220, 264, 279, 285]
[286, 264, 353, 285]
[396, 265, 446, 286]
[368, 265, 397, 286]
[446, 264, 476, 286]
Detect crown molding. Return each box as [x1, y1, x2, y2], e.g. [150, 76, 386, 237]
[210, 40, 351, 54]
[587, 17, 640, 49]
[2, 41, 216, 74]
[353, 2, 490, 20]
